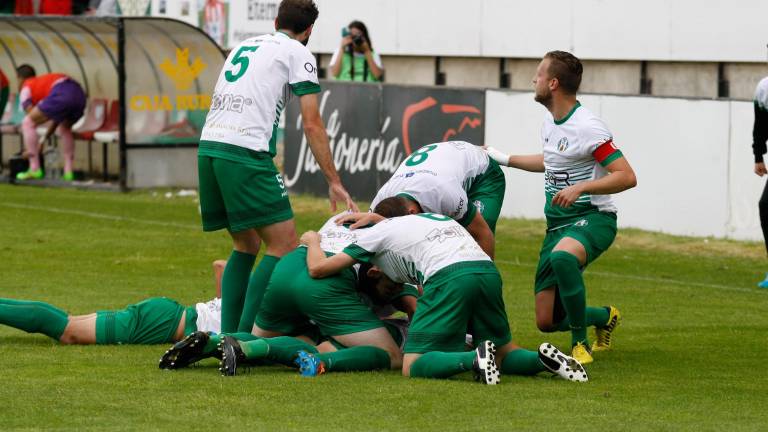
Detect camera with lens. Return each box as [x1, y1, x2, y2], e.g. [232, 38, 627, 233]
[352, 34, 363, 46]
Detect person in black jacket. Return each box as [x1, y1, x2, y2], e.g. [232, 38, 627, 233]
[753, 75, 768, 287]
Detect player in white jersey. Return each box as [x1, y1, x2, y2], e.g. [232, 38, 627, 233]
[299, 197, 589, 384]
[752, 76, 768, 287]
[1, 260, 225, 348]
[197, 0, 357, 338]
[486, 51, 637, 365]
[360, 141, 504, 258]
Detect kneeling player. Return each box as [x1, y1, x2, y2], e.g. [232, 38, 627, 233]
[301, 197, 588, 385]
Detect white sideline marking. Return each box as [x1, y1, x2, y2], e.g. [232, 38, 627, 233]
[1, 202, 198, 230]
[496, 259, 758, 294]
[2, 202, 759, 294]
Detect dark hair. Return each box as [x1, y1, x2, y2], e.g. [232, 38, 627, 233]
[348, 20, 373, 51]
[544, 50, 582, 94]
[276, 0, 319, 34]
[373, 196, 410, 218]
[16, 64, 36, 81]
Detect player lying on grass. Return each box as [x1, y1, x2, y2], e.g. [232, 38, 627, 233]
[0, 261, 225, 345]
[160, 213, 416, 377]
[300, 197, 588, 385]
[361, 140, 505, 259]
[485, 51, 636, 364]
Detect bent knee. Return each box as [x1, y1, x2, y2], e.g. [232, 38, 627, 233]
[536, 318, 557, 333]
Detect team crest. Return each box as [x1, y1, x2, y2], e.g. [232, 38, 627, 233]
[557, 137, 569, 152]
[473, 200, 485, 214]
[275, 174, 285, 189]
[574, 219, 588, 227]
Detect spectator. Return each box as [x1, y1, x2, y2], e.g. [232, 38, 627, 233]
[329, 20, 384, 82]
[15, 65, 86, 182]
[0, 67, 8, 119]
[753, 72, 768, 288]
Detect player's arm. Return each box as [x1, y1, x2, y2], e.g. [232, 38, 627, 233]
[299, 93, 359, 212]
[485, 146, 545, 172]
[464, 212, 495, 259]
[753, 102, 768, 176]
[552, 155, 637, 208]
[300, 231, 358, 278]
[334, 212, 386, 229]
[212, 259, 226, 298]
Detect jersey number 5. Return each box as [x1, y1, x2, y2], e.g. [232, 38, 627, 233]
[225, 46, 259, 83]
[405, 144, 437, 167]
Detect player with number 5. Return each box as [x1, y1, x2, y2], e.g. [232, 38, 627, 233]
[197, 0, 357, 335]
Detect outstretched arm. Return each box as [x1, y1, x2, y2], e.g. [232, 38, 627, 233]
[300, 231, 358, 278]
[485, 146, 545, 172]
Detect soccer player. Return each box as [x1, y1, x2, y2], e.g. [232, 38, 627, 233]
[300, 197, 588, 385]
[752, 73, 768, 288]
[14, 64, 86, 181]
[0, 260, 225, 345]
[349, 140, 504, 259]
[162, 213, 413, 377]
[485, 51, 637, 364]
[197, 0, 357, 335]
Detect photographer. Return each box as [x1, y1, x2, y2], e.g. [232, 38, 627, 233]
[329, 20, 384, 82]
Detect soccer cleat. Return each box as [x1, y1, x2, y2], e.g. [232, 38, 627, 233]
[219, 335, 246, 376]
[61, 172, 74, 181]
[159, 331, 211, 370]
[472, 340, 500, 385]
[16, 169, 44, 180]
[571, 342, 593, 365]
[758, 273, 768, 289]
[538, 343, 588, 382]
[294, 350, 326, 377]
[592, 306, 621, 352]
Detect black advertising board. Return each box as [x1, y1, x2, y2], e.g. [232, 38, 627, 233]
[283, 81, 485, 201]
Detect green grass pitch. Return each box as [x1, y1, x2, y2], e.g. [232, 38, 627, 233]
[0, 184, 766, 431]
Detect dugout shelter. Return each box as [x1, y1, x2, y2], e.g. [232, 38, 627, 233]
[0, 16, 224, 189]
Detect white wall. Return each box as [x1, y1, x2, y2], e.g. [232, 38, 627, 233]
[485, 90, 765, 240]
[308, 0, 768, 62]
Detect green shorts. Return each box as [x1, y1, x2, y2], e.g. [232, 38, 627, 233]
[534, 211, 618, 293]
[467, 159, 506, 233]
[404, 261, 512, 354]
[255, 248, 385, 337]
[95, 297, 190, 345]
[198, 140, 293, 233]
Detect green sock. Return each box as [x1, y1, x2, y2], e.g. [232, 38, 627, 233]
[587, 307, 610, 327]
[500, 349, 546, 376]
[550, 251, 588, 346]
[204, 332, 259, 355]
[408, 351, 476, 379]
[239, 336, 318, 367]
[238, 255, 280, 332]
[0, 299, 69, 341]
[317, 346, 391, 372]
[221, 250, 256, 333]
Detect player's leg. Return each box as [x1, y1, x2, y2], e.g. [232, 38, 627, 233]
[0, 298, 69, 341]
[223, 228, 260, 333]
[758, 180, 768, 287]
[295, 328, 399, 376]
[57, 123, 75, 179]
[58, 314, 97, 344]
[17, 108, 48, 178]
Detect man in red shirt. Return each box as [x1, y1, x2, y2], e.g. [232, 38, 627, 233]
[15, 64, 86, 181]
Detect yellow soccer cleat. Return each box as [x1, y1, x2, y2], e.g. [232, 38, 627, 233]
[592, 306, 621, 352]
[571, 342, 593, 365]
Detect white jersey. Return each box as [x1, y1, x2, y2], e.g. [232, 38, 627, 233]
[755, 77, 768, 111]
[194, 297, 221, 334]
[343, 213, 491, 285]
[541, 102, 623, 227]
[200, 32, 320, 156]
[370, 141, 490, 224]
[318, 212, 359, 254]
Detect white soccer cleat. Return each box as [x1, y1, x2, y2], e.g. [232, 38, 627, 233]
[472, 340, 501, 385]
[538, 342, 589, 383]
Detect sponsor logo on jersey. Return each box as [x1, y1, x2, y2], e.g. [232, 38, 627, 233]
[473, 200, 485, 214]
[304, 62, 317, 74]
[425, 226, 466, 243]
[557, 137, 569, 152]
[405, 172, 415, 178]
[574, 219, 588, 227]
[545, 170, 571, 186]
[210, 93, 255, 113]
[453, 197, 465, 217]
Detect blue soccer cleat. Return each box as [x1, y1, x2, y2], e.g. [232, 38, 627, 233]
[758, 273, 768, 289]
[294, 350, 326, 377]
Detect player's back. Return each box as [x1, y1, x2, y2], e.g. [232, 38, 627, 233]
[202, 33, 318, 156]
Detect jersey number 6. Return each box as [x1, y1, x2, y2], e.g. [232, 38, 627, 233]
[225, 46, 259, 83]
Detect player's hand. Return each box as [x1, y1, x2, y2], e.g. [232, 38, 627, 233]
[341, 36, 353, 48]
[300, 231, 321, 246]
[335, 212, 385, 229]
[552, 184, 584, 208]
[359, 39, 371, 53]
[483, 146, 511, 166]
[755, 162, 767, 177]
[328, 182, 359, 213]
